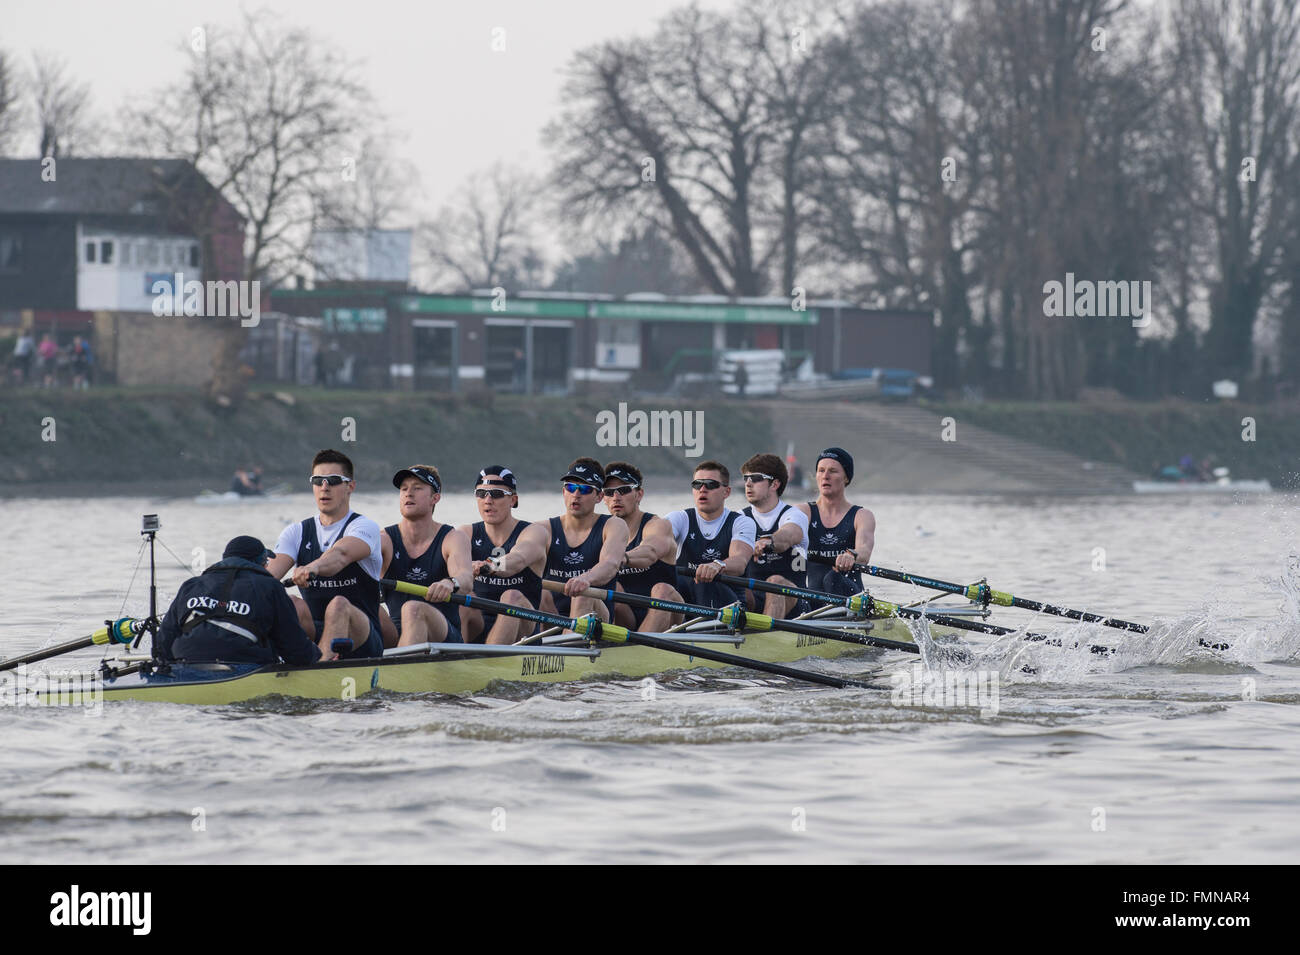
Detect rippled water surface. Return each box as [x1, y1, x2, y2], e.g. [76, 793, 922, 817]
[3, 490, 1298, 863]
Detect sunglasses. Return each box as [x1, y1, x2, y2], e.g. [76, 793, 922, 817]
[742, 473, 774, 484]
[564, 482, 598, 495]
[691, 479, 723, 491]
[602, 484, 640, 498]
[309, 474, 352, 487]
[475, 487, 512, 500]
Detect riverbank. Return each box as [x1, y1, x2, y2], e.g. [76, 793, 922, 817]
[0, 388, 771, 495]
[923, 398, 1299, 489]
[2, 388, 1296, 496]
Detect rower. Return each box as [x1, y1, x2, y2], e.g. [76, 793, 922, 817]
[538, 458, 629, 622]
[457, 465, 549, 644]
[664, 460, 756, 614]
[740, 452, 810, 617]
[266, 449, 385, 661]
[156, 535, 320, 665]
[601, 461, 684, 632]
[793, 447, 876, 596]
[380, 465, 473, 648]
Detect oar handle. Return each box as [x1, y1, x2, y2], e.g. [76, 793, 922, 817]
[392, 580, 868, 689]
[0, 618, 144, 673]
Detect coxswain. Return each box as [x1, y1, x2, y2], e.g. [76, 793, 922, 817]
[793, 447, 876, 596]
[539, 458, 629, 622]
[380, 465, 473, 647]
[457, 465, 549, 644]
[155, 535, 320, 665]
[663, 461, 756, 614]
[740, 452, 810, 617]
[266, 449, 385, 660]
[601, 461, 684, 632]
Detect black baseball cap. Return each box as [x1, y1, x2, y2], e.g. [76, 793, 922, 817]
[393, 465, 441, 493]
[604, 464, 640, 487]
[561, 461, 605, 489]
[224, 535, 274, 564]
[476, 465, 518, 492]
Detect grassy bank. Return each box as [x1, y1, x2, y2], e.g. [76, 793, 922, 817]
[924, 398, 1300, 489]
[0, 388, 771, 492]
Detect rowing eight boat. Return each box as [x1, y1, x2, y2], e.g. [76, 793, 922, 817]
[37, 615, 966, 705]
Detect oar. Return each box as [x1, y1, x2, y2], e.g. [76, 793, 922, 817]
[710, 571, 1115, 656]
[0, 618, 146, 673]
[542, 579, 920, 654]
[808, 554, 1148, 632]
[382, 579, 870, 689]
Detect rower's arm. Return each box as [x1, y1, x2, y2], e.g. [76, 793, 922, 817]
[853, 509, 877, 564]
[590, 516, 630, 586]
[266, 553, 294, 581]
[624, 516, 676, 568]
[770, 519, 803, 553]
[723, 539, 754, 575]
[496, 522, 548, 575]
[443, 528, 474, 593]
[309, 536, 370, 577]
[380, 531, 394, 577]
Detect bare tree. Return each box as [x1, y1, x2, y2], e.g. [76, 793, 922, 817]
[416, 164, 548, 291]
[130, 12, 373, 286]
[1170, 0, 1300, 381]
[313, 133, 419, 235]
[550, 223, 705, 295]
[548, 4, 836, 297]
[30, 52, 97, 158]
[807, 0, 991, 388]
[128, 11, 375, 401]
[0, 51, 22, 155]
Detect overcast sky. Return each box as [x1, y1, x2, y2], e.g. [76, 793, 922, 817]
[8, 0, 734, 216]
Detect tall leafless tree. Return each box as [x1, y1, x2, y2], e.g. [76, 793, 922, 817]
[0, 51, 22, 155]
[548, 2, 838, 297]
[416, 164, 548, 291]
[129, 11, 376, 401]
[1170, 0, 1300, 381]
[30, 52, 97, 158]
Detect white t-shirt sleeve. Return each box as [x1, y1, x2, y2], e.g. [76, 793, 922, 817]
[341, 515, 384, 581]
[666, 509, 689, 546]
[731, 514, 757, 548]
[778, 507, 810, 550]
[274, 521, 303, 560]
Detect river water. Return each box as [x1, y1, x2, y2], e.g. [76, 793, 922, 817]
[2, 489, 1298, 863]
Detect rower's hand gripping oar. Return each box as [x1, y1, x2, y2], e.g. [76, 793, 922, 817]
[808, 554, 1149, 632]
[382, 579, 871, 689]
[542, 578, 920, 655]
[0, 618, 146, 673]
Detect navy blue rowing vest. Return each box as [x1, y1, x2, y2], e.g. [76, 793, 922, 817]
[617, 513, 678, 596]
[678, 508, 739, 572]
[806, 502, 863, 591]
[383, 524, 460, 636]
[470, 520, 543, 606]
[295, 512, 382, 628]
[742, 502, 806, 585]
[544, 515, 609, 583]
